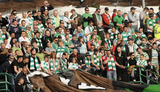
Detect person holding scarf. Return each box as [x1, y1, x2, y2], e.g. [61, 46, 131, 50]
[50, 52, 60, 73]
[104, 50, 125, 81]
[28, 49, 41, 72]
[41, 55, 50, 73]
[91, 49, 104, 75]
[92, 8, 102, 27]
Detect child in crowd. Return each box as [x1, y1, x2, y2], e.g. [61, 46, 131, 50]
[41, 55, 50, 73]
[15, 78, 24, 92]
[50, 52, 60, 73]
[146, 61, 157, 84]
[68, 57, 79, 70]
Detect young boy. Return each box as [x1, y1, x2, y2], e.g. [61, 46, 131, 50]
[15, 78, 24, 92]
[20, 20, 27, 31]
[146, 61, 157, 84]
[41, 55, 50, 73]
[137, 54, 147, 67]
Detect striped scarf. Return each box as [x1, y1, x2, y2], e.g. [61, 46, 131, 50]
[93, 54, 100, 67]
[85, 57, 91, 66]
[106, 13, 111, 23]
[107, 55, 116, 70]
[30, 56, 41, 71]
[93, 42, 99, 49]
[122, 45, 126, 52]
[72, 63, 78, 69]
[43, 61, 49, 70]
[35, 38, 42, 47]
[50, 59, 59, 73]
[95, 13, 102, 24]
[105, 39, 112, 49]
[110, 32, 118, 41]
[27, 31, 32, 41]
[61, 59, 68, 72]
[88, 26, 93, 33]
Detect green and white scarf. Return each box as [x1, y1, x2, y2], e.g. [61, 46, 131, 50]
[88, 26, 93, 33]
[37, 23, 44, 33]
[106, 13, 111, 23]
[30, 56, 41, 70]
[95, 13, 102, 24]
[50, 59, 59, 73]
[61, 59, 68, 72]
[28, 17, 34, 26]
[105, 38, 112, 49]
[35, 38, 42, 47]
[64, 16, 70, 28]
[122, 45, 126, 52]
[27, 31, 32, 41]
[93, 54, 100, 67]
[107, 55, 116, 70]
[43, 61, 49, 70]
[152, 49, 158, 65]
[72, 63, 78, 69]
[93, 42, 99, 49]
[85, 57, 91, 66]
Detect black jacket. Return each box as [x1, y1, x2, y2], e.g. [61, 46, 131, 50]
[148, 49, 160, 62]
[115, 51, 127, 67]
[40, 5, 54, 14]
[115, 44, 129, 56]
[0, 17, 8, 28]
[0, 61, 11, 72]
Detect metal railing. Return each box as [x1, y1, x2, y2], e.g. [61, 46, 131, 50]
[129, 66, 159, 84]
[0, 73, 15, 92]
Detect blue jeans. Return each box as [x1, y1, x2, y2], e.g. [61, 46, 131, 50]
[8, 73, 16, 92]
[107, 70, 117, 81]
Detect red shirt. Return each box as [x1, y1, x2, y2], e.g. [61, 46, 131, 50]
[112, 13, 116, 22]
[103, 55, 116, 71]
[102, 13, 112, 28]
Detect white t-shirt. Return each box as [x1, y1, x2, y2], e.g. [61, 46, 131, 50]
[19, 18, 29, 27]
[63, 16, 71, 29]
[18, 36, 30, 47]
[41, 61, 49, 69]
[85, 26, 94, 41]
[68, 63, 78, 69]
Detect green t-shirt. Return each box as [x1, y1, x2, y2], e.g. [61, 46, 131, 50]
[113, 15, 124, 29]
[54, 32, 65, 37]
[56, 46, 70, 58]
[63, 40, 73, 52]
[36, 53, 46, 62]
[82, 13, 93, 27]
[12, 47, 22, 53]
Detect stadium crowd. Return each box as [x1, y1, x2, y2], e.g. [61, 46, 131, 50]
[0, 0, 160, 92]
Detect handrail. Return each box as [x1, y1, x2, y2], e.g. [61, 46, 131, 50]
[132, 66, 159, 84]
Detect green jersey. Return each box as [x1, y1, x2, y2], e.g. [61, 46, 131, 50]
[82, 13, 93, 27]
[146, 18, 156, 32]
[113, 15, 124, 29]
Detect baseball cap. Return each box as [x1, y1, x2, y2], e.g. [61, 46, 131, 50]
[131, 7, 136, 10]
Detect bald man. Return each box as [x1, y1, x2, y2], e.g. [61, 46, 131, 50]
[40, 0, 54, 14]
[19, 12, 29, 27]
[63, 11, 72, 29]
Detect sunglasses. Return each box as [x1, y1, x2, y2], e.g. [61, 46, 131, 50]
[61, 23, 64, 24]
[85, 10, 89, 11]
[13, 13, 17, 14]
[55, 40, 58, 41]
[10, 58, 14, 59]
[32, 54, 36, 55]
